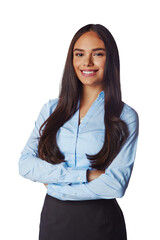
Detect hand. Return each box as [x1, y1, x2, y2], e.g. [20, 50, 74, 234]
[44, 183, 48, 188]
[87, 169, 105, 182]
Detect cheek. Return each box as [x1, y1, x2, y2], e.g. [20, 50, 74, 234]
[73, 59, 80, 70]
[73, 62, 80, 77]
[99, 59, 106, 70]
[94, 58, 106, 69]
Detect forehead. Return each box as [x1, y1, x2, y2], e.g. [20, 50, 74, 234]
[74, 31, 105, 50]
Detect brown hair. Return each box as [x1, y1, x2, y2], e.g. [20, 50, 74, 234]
[38, 24, 129, 170]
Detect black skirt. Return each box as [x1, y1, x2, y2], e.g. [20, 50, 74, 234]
[39, 194, 127, 240]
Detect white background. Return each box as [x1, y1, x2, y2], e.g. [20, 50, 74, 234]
[0, 0, 160, 239]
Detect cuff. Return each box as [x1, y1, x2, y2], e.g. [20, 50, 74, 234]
[65, 169, 87, 183]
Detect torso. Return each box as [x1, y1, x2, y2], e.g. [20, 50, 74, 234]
[78, 91, 102, 125]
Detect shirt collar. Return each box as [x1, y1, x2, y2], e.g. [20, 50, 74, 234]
[98, 90, 104, 100]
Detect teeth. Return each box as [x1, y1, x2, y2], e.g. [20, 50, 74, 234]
[82, 71, 95, 74]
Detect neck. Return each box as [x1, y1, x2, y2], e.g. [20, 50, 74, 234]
[80, 86, 104, 104]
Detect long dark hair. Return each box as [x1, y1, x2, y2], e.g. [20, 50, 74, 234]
[38, 24, 129, 170]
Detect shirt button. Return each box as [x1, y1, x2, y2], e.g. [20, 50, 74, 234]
[74, 192, 77, 196]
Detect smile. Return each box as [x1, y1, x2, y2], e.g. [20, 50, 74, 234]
[80, 69, 98, 77]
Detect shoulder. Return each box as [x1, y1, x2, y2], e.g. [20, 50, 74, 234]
[44, 98, 59, 115]
[120, 102, 139, 130]
[38, 98, 59, 120]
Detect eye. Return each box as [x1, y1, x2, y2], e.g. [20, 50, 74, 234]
[75, 53, 83, 57]
[93, 52, 105, 56]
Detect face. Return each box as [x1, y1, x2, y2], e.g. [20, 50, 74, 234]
[73, 31, 106, 90]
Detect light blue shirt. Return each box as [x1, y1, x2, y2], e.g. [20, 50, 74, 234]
[19, 91, 139, 201]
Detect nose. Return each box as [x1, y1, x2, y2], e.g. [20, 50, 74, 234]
[83, 54, 94, 66]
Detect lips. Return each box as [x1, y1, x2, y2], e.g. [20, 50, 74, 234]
[80, 69, 98, 77]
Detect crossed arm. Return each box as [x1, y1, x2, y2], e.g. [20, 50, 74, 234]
[43, 169, 105, 188]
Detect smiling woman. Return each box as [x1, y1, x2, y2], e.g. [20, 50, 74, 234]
[19, 24, 139, 240]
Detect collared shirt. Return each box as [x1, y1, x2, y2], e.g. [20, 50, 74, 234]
[18, 90, 139, 201]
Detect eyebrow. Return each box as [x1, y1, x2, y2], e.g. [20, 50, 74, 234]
[73, 48, 106, 52]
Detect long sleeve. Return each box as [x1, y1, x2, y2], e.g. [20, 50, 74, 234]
[47, 106, 139, 200]
[18, 100, 87, 184]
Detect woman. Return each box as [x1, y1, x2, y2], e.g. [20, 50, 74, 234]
[19, 24, 139, 240]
